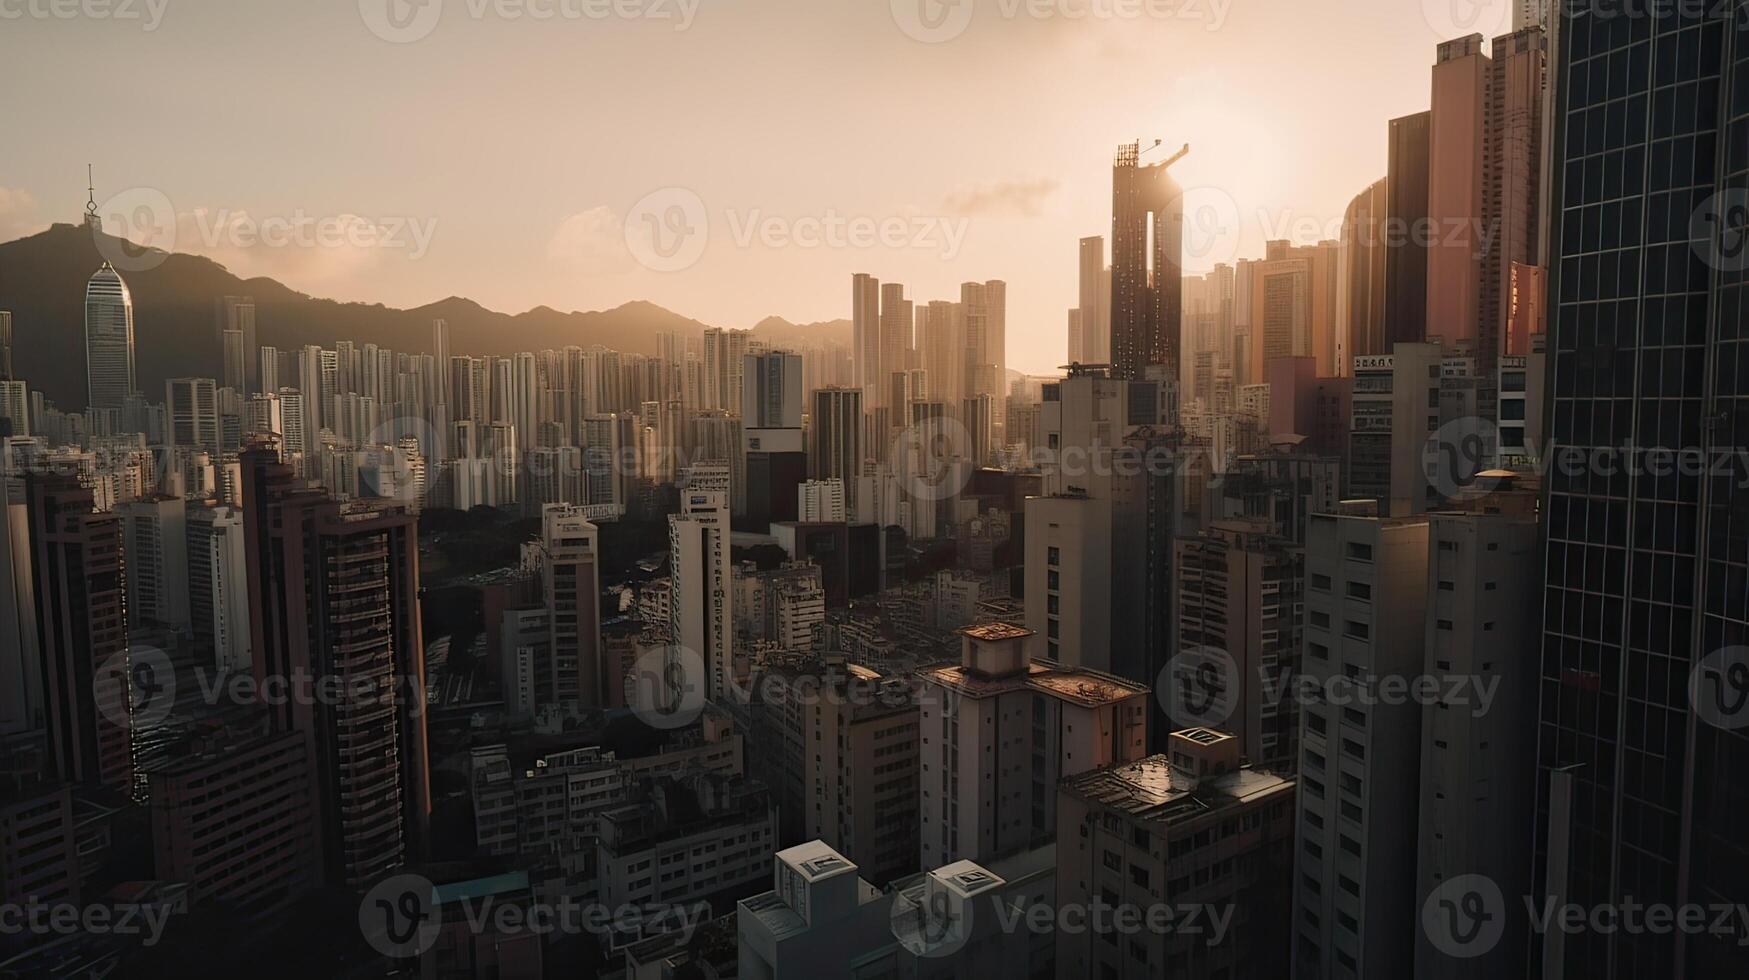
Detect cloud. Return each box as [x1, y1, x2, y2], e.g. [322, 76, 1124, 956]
[0, 188, 48, 242]
[941, 177, 1058, 217]
[547, 206, 639, 274]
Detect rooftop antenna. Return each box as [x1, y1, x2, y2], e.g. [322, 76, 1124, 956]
[84, 164, 99, 226]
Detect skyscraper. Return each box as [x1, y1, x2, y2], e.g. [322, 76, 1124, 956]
[1385, 112, 1431, 347]
[217, 296, 257, 395]
[1533, 9, 1747, 978]
[84, 263, 136, 413]
[1426, 34, 1490, 352]
[26, 473, 131, 791]
[0, 310, 12, 381]
[167, 377, 221, 458]
[878, 282, 912, 406]
[1110, 141, 1187, 381]
[1340, 179, 1390, 361]
[240, 442, 430, 888]
[1078, 236, 1109, 363]
[809, 386, 861, 481]
[851, 274, 881, 409]
[542, 504, 602, 707]
[1478, 27, 1549, 375]
[670, 462, 734, 701]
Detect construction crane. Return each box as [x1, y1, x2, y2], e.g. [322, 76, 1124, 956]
[1138, 140, 1191, 170]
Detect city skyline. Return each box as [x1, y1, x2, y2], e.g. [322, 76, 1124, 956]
[1, 0, 1533, 374]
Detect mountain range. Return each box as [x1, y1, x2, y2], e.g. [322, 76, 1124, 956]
[0, 222, 851, 410]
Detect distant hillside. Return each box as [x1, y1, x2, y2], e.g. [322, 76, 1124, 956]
[0, 222, 849, 410]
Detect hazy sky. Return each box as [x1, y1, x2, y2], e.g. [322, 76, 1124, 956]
[0, 0, 1518, 372]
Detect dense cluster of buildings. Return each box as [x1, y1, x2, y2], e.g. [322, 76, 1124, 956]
[0, 1, 1741, 975]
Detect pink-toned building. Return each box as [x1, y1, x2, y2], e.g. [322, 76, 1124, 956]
[1426, 34, 1489, 352]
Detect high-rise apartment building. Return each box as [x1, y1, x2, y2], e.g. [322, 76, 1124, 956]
[1294, 506, 1429, 978]
[541, 504, 602, 708]
[26, 473, 131, 791]
[1413, 483, 1542, 979]
[1058, 730, 1296, 980]
[1346, 343, 1445, 516]
[147, 722, 318, 920]
[919, 623, 1150, 868]
[670, 462, 734, 701]
[0, 479, 42, 737]
[167, 377, 221, 458]
[748, 657, 919, 884]
[217, 296, 257, 395]
[851, 274, 881, 409]
[185, 501, 252, 673]
[1175, 518, 1305, 773]
[240, 443, 430, 888]
[116, 496, 190, 632]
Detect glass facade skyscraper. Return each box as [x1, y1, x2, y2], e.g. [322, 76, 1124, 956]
[1535, 6, 1747, 978]
[83, 262, 135, 412]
